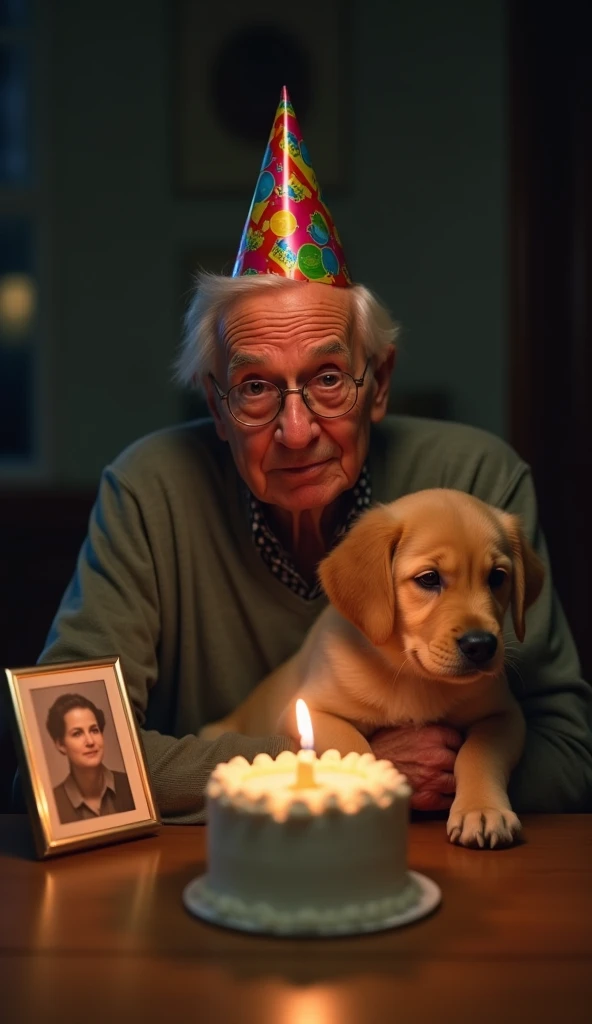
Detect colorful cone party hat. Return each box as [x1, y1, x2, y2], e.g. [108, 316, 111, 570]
[232, 87, 351, 286]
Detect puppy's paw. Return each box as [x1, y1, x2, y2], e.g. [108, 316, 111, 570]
[447, 804, 521, 849]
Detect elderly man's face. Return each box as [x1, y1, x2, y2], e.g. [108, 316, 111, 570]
[207, 283, 393, 513]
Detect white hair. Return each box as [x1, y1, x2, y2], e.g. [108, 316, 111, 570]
[174, 273, 399, 389]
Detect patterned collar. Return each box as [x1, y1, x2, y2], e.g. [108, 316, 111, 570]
[248, 464, 372, 600]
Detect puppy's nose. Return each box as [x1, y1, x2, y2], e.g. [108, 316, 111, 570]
[457, 630, 498, 665]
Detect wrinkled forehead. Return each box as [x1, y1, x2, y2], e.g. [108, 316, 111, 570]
[217, 284, 356, 368]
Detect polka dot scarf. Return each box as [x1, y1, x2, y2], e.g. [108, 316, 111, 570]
[248, 464, 372, 600]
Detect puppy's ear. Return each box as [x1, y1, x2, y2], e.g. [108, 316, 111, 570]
[496, 510, 545, 641]
[318, 505, 402, 645]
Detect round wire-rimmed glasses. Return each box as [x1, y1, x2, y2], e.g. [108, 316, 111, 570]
[208, 360, 371, 427]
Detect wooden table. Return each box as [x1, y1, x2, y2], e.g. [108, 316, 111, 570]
[1, 814, 591, 1023]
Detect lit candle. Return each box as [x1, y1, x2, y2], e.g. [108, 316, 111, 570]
[294, 698, 317, 789]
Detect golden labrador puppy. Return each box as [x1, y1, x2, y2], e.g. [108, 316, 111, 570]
[201, 489, 545, 848]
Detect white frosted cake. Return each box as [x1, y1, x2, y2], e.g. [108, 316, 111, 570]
[184, 748, 429, 936]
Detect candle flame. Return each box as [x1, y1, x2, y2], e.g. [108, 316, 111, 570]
[295, 698, 314, 750]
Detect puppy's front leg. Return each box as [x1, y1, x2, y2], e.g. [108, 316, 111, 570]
[198, 716, 240, 741]
[447, 705, 525, 849]
[198, 655, 303, 742]
[277, 704, 371, 757]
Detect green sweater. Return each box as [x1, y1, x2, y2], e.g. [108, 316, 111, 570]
[39, 416, 592, 822]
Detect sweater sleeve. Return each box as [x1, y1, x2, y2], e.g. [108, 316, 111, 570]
[493, 465, 592, 811]
[37, 467, 293, 824]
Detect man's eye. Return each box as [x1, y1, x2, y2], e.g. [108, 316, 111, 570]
[317, 373, 341, 388]
[415, 571, 441, 590]
[489, 567, 508, 589]
[244, 381, 265, 396]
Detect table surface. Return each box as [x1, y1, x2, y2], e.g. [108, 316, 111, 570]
[0, 814, 591, 1023]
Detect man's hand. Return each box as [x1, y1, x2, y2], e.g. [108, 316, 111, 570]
[369, 723, 463, 811]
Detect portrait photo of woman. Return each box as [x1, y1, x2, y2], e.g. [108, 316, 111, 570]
[45, 692, 136, 824]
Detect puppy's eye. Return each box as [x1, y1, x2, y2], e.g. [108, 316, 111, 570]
[489, 567, 507, 589]
[415, 571, 441, 590]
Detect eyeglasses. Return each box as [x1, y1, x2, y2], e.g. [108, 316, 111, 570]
[209, 360, 371, 427]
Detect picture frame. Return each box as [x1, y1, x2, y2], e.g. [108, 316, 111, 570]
[171, 0, 351, 196]
[4, 658, 160, 859]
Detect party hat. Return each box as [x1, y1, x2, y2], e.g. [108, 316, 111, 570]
[232, 87, 351, 286]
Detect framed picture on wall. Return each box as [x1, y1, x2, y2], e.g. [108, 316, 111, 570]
[4, 658, 160, 858]
[171, 0, 350, 195]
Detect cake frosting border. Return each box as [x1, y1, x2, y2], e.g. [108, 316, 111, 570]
[189, 871, 422, 935]
[207, 749, 411, 822]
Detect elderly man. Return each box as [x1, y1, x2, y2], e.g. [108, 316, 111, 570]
[38, 90, 591, 823]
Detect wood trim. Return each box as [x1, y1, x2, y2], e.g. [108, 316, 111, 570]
[508, 0, 592, 678]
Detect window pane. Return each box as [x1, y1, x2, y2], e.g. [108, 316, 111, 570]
[0, 0, 28, 29]
[0, 218, 35, 459]
[0, 43, 29, 184]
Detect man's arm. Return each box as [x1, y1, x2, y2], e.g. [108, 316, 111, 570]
[36, 467, 292, 824]
[494, 465, 592, 811]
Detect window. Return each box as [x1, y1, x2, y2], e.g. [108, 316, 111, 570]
[0, 0, 44, 474]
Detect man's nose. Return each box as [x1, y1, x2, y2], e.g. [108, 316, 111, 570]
[274, 392, 320, 447]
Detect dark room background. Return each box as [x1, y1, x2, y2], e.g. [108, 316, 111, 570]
[0, 0, 590, 805]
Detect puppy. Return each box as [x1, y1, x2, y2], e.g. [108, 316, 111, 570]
[200, 489, 545, 848]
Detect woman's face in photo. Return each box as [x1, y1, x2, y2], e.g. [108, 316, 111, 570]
[56, 708, 104, 770]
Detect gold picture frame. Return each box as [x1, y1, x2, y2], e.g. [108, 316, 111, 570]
[4, 658, 160, 859]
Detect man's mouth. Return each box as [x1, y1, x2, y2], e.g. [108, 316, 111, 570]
[277, 459, 330, 474]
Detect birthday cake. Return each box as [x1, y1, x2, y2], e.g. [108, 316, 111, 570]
[184, 749, 429, 936]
